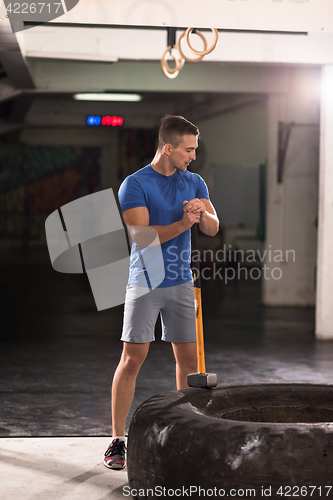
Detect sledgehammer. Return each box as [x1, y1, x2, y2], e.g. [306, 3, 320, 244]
[187, 224, 217, 389]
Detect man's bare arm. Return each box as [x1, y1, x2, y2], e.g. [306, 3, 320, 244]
[122, 206, 200, 245]
[198, 199, 219, 236]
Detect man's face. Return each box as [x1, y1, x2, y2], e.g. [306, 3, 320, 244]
[168, 134, 198, 171]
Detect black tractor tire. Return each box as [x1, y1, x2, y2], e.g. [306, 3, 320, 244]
[127, 383, 333, 499]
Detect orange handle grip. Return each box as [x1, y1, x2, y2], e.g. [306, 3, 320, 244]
[194, 285, 206, 374]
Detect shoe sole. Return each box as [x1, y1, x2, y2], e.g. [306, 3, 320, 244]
[103, 460, 126, 470]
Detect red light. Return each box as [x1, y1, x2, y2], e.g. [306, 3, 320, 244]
[101, 115, 124, 126]
[101, 116, 110, 125]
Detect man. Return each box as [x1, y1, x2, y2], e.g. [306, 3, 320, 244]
[104, 115, 219, 469]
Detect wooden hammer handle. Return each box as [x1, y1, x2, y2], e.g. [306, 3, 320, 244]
[191, 224, 206, 374]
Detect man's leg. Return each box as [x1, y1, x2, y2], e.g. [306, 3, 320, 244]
[161, 282, 197, 390]
[171, 342, 197, 390]
[104, 341, 150, 469]
[111, 341, 150, 436]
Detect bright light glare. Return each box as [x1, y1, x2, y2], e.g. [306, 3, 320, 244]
[321, 66, 333, 112]
[74, 93, 142, 102]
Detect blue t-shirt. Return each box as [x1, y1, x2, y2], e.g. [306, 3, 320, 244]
[118, 164, 209, 288]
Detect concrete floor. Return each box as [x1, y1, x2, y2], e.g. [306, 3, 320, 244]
[1, 244, 333, 497]
[0, 437, 128, 499]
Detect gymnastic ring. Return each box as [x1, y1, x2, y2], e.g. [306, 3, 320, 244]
[185, 27, 218, 56]
[160, 45, 184, 79]
[177, 30, 207, 63]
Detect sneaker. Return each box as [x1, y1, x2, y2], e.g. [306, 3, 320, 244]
[104, 438, 126, 469]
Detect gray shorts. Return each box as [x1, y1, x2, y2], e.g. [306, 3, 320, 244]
[121, 280, 196, 343]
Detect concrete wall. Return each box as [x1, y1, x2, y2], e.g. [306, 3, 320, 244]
[316, 64, 333, 339]
[263, 67, 320, 306]
[196, 101, 267, 248]
[197, 101, 267, 172]
[196, 99, 266, 198]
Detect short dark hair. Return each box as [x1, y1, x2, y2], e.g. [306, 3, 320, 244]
[158, 115, 200, 149]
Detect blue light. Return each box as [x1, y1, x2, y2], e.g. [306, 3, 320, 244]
[87, 115, 102, 125]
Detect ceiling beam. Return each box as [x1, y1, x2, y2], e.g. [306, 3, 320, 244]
[26, 60, 291, 94]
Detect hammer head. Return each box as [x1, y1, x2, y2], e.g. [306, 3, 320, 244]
[187, 372, 217, 389]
